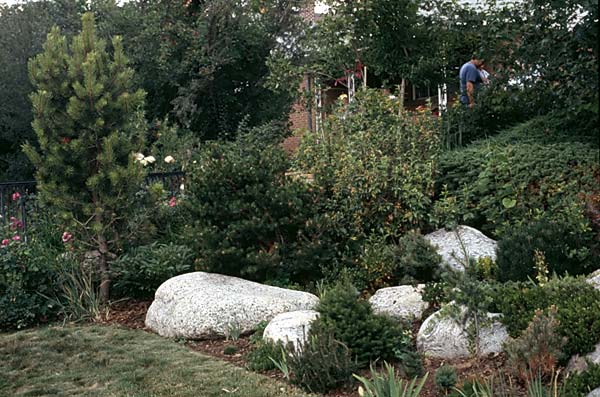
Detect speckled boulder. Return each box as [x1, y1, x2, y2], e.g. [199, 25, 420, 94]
[424, 226, 497, 272]
[145, 272, 319, 339]
[567, 342, 600, 374]
[369, 285, 429, 321]
[587, 269, 600, 290]
[417, 304, 509, 359]
[588, 387, 600, 397]
[263, 310, 319, 351]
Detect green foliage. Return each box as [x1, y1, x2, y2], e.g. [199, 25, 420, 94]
[354, 362, 428, 397]
[246, 322, 282, 372]
[354, 231, 441, 291]
[422, 281, 450, 309]
[185, 128, 318, 283]
[313, 279, 414, 365]
[296, 89, 441, 276]
[434, 365, 458, 391]
[0, 212, 64, 330]
[490, 277, 600, 358]
[223, 345, 237, 356]
[111, 242, 194, 298]
[561, 363, 600, 397]
[437, 128, 599, 242]
[282, 329, 356, 393]
[25, 12, 146, 300]
[504, 306, 566, 381]
[496, 218, 599, 282]
[116, 0, 301, 139]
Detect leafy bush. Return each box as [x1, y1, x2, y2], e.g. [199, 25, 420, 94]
[313, 279, 414, 365]
[561, 363, 600, 397]
[504, 306, 566, 381]
[111, 242, 194, 298]
[437, 131, 599, 244]
[295, 89, 441, 260]
[354, 362, 428, 397]
[185, 130, 319, 283]
[496, 218, 599, 282]
[353, 231, 441, 291]
[281, 329, 356, 393]
[490, 277, 600, 358]
[0, 213, 63, 329]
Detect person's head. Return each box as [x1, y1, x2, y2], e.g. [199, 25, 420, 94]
[471, 54, 485, 68]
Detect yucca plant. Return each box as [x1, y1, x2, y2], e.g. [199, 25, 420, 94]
[354, 362, 428, 397]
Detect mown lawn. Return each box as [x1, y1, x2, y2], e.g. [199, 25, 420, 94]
[0, 325, 314, 397]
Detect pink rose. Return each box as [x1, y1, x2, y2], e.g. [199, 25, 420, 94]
[62, 232, 73, 243]
[1, 239, 9, 247]
[9, 217, 23, 230]
[12, 192, 21, 201]
[168, 197, 177, 207]
[12, 235, 20, 242]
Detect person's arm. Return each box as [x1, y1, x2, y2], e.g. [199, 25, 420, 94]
[466, 81, 475, 108]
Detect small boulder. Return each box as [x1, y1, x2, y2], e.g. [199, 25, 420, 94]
[263, 310, 319, 351]
[424, 226, 497, 272]
[417, 305, 508, 359]
[369, 285, 429, 321]
[587, 269, 600, 290]
[588, 388, 600, 397]
[567, 341, 600, 374]
[145, 272, 319, 339]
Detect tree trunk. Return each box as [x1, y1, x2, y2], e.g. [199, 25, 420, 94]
[97, 231, 110, 303]
[399, 78, 406, 110]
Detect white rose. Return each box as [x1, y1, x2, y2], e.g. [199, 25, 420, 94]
[145, 156, 156, 164]
[134, 152, 145, 161]
[164, 155, 175, 164]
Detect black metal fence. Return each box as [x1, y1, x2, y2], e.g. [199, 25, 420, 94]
[0, 171, 185, 243]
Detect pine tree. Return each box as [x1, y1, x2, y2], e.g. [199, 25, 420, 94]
[24, 12, 146, 301]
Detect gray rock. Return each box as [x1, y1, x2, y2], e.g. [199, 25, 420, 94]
[263, 310, 319, 351]
[588, 387, 600, 397]
[417, 304, 508, 359]
[587, 269, 600, 290]
[145, 272, 319, 339]
[369, 285, 429, 321]
[567, 342, 600, 374]
[424, 226, 497, 272]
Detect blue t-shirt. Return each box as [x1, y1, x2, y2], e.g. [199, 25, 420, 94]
[459, 62, 483, 105]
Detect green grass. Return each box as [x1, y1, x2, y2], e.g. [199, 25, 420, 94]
[0, 325, 315, 397]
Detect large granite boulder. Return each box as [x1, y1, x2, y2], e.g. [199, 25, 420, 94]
[417, 305, 509, 359]
[369, 285, 429, 321]
[567, 342, 600, 374]
[588, 388, 600, 397]
[424, 226, 497, 272]
[587, 269, 600, 290]
[145, 272, 319, 339]
[263, 310, 319, 351]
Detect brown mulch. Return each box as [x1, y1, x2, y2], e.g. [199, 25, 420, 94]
[99, 299, 521, 397]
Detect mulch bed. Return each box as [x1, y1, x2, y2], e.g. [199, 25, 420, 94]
[99, 299, 521, 397]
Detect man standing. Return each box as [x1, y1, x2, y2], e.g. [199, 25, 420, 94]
[459, 55, 485, 107]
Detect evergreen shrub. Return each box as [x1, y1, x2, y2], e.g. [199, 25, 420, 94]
[313, 279, 414, 366]
[496, 218, 600, 282]
[561, 363, 600, 397]
[185, 129, 319, 283]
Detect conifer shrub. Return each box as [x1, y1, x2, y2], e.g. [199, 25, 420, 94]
[185, 131, 319, 284]
[313, 279, 415, 366]
[496, 218, 599, 282]
[283, 328, 356, 393]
